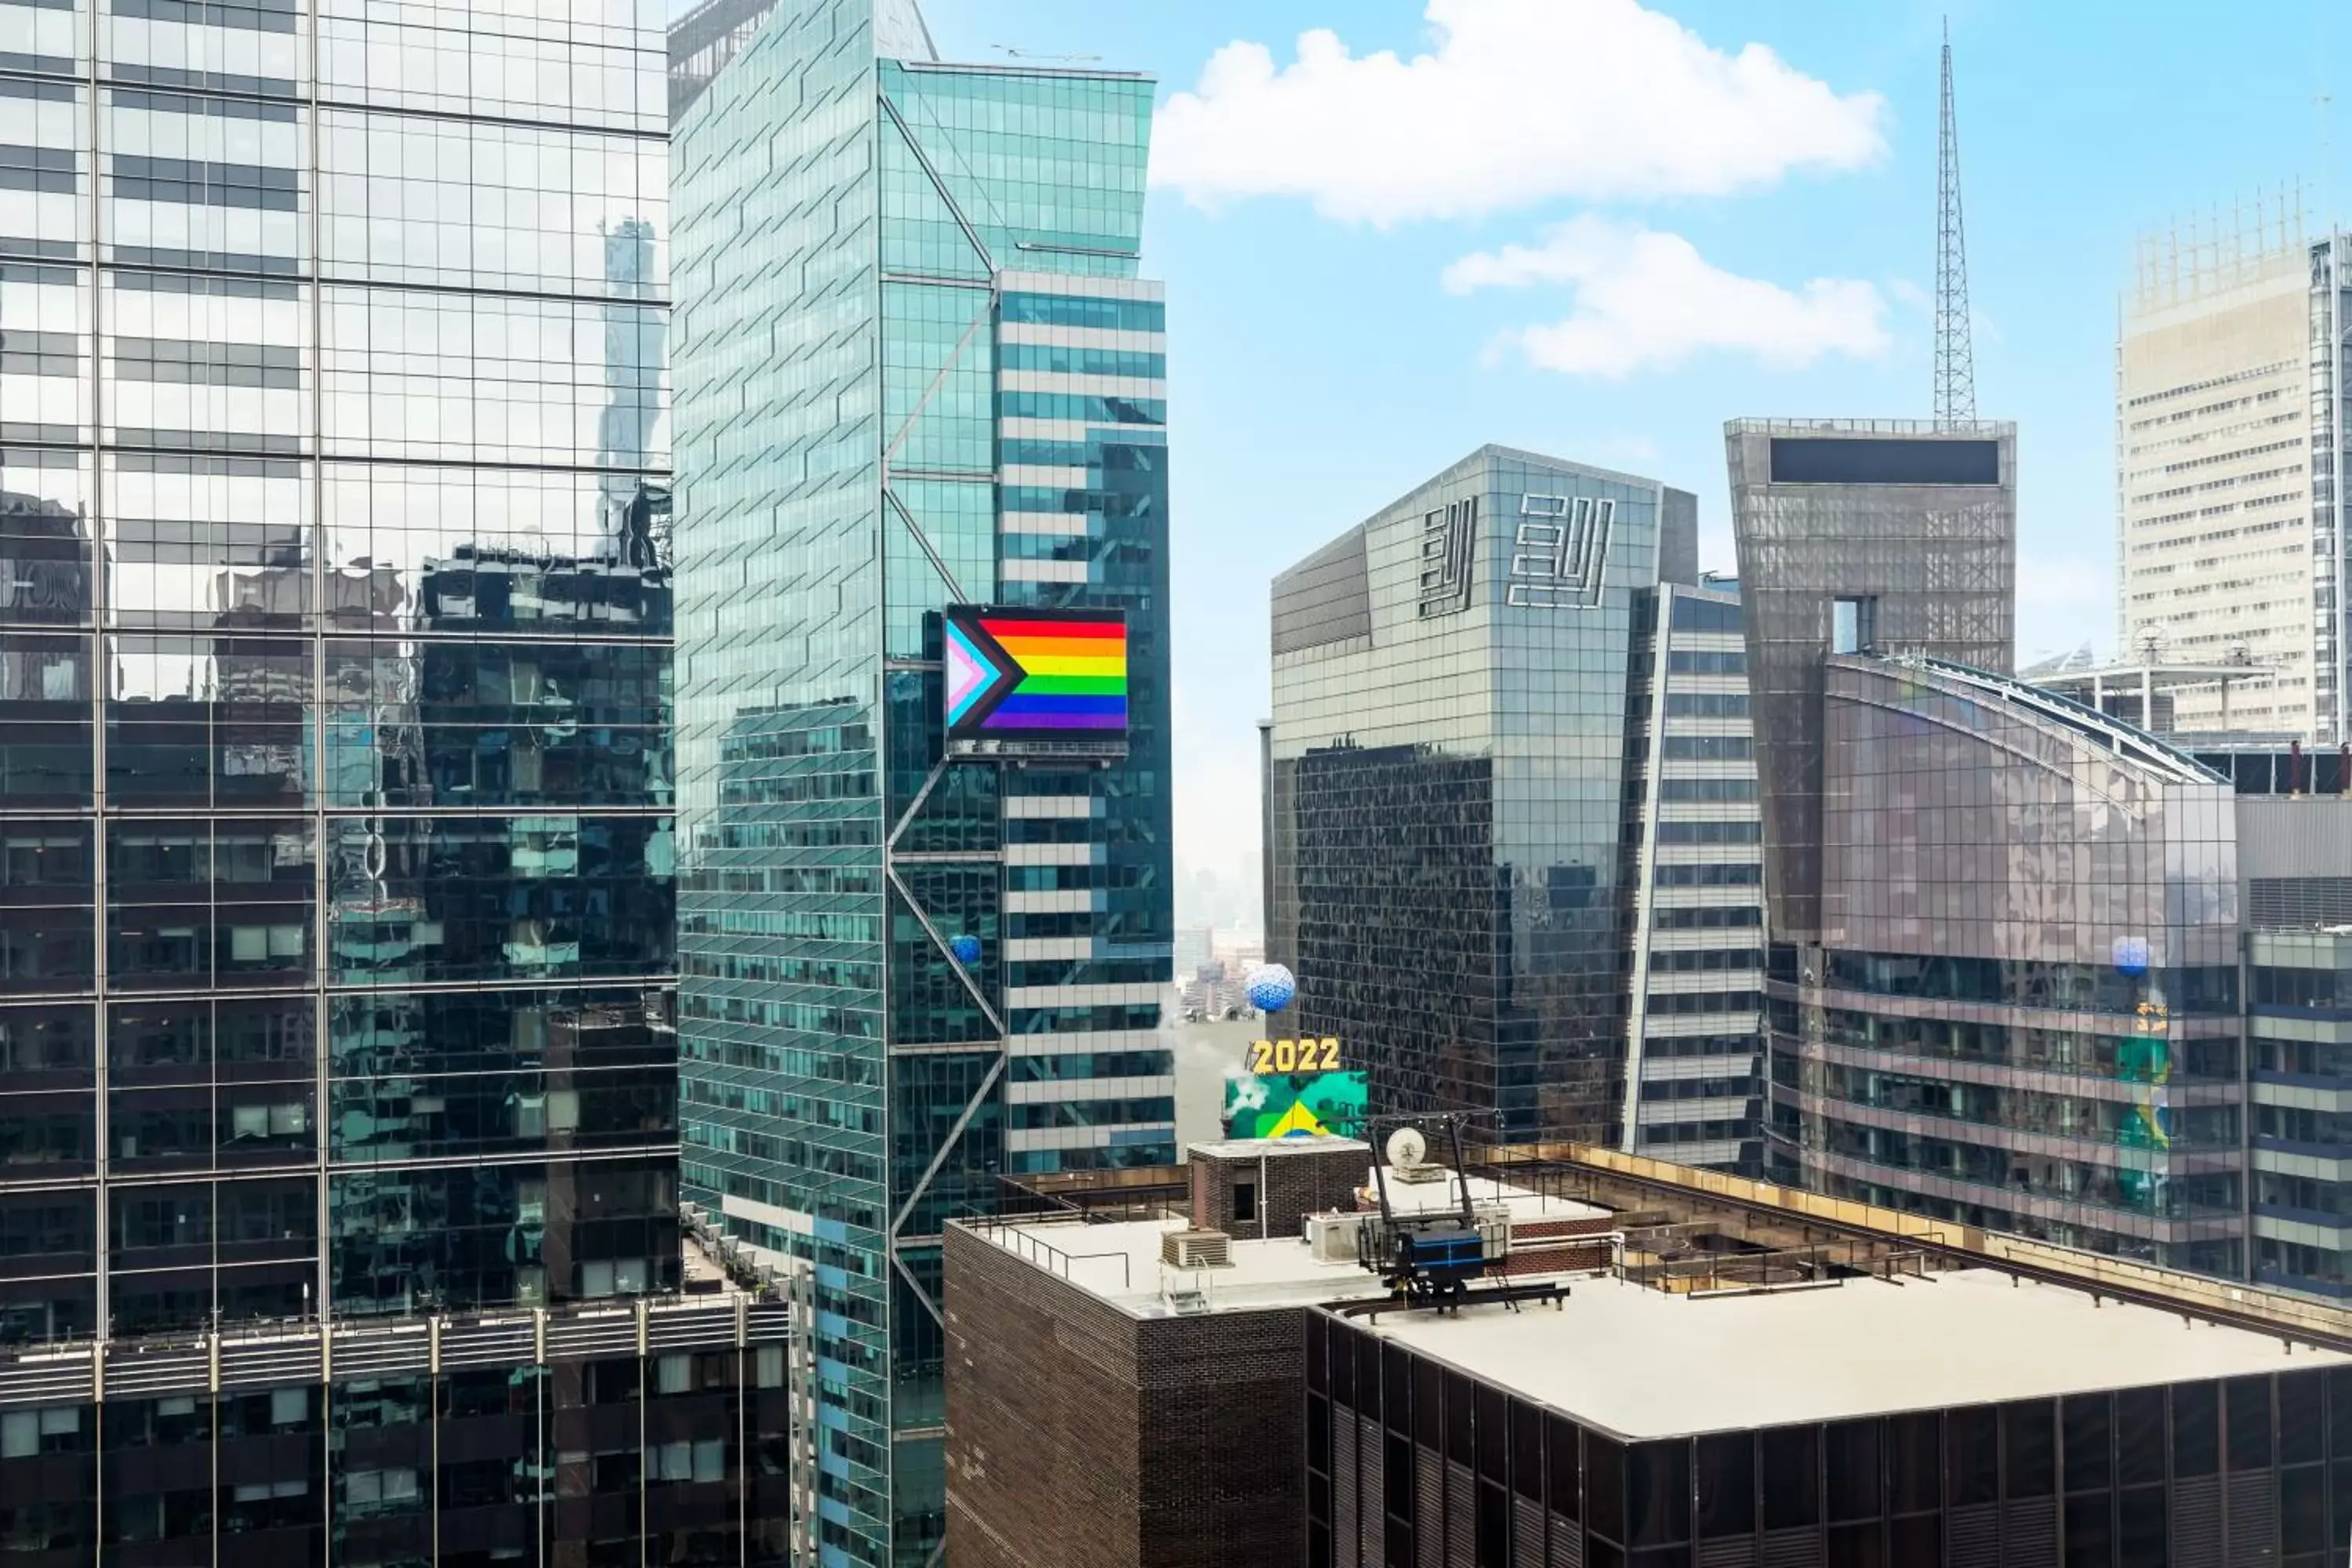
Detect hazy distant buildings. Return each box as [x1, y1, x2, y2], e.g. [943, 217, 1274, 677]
[1263, 445, 1762, 1165]
[2116, 216, 2347, 739]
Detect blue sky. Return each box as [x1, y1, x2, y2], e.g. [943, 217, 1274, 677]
[909, 0, 2350, 931]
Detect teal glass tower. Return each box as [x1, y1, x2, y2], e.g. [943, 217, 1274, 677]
[670, 2, 1173, 1560]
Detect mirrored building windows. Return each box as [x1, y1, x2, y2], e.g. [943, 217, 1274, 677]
[1265, 446, 1722, 1155]
[0, 0, 781, 1555]
[671, 3, 1170, 1559]
[1729, 419, 2249, 1276]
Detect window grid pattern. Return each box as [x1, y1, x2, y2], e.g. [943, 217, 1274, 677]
[672, 13, 1165, 1563]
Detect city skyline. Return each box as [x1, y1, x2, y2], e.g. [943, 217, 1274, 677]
[8, 0, 2352, 1559]
[893, 0, 2352, 932]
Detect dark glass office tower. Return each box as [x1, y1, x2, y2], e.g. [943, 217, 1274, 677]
[670, 2, 1173, 1560]
[1263, 446, 1744, 1152]
[0, 0, 789, 1559]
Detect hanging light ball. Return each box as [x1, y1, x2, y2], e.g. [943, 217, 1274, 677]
[1245, 963, 1297, 1014]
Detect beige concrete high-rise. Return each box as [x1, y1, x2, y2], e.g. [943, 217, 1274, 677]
[2116, 209, 2318, 737]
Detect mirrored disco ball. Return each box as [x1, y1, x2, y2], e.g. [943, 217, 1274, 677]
[1245, 963, 1296, 1013]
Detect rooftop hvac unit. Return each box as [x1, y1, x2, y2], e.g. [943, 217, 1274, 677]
[1472, 1203, 1513, 1261]
[1302, 1211, 1365, 1265]
[1161, 1229, 1232, 1269]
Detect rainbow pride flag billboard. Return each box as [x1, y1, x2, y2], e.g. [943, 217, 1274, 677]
[943, 606, 1129, 757]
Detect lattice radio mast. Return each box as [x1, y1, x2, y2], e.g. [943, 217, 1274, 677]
[1934, 17, 1976, 427]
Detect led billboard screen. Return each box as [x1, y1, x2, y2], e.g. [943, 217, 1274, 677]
[1221, 1065, 1369, 1141]
[943, 606, 1128, 755]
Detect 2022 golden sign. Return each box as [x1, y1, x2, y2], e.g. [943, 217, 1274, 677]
[1249, 1037, 1341, 1074]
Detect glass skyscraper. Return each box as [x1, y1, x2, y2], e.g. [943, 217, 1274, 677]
[1262, 445, 1764, 1160]
[0, 0, 789, 1559]
[1732, 419, 2251, 1276]
[670, 2, 1172, 1560]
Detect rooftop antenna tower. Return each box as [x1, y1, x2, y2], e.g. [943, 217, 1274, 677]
[1934, 17, 1976, 428]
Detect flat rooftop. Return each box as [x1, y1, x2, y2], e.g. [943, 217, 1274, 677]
[1356, 1268, 2350, 1440]
[982, 1165, 1608, 1320]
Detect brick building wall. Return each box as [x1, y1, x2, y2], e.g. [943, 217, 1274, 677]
[1134, 1305, 1312, 1568]
[1190, 1140, 1367, 1239]
[943, 1222, 1315, 1568]
[944, 1225, 1145, 1568]
[1491, 1214, 1616, 1278]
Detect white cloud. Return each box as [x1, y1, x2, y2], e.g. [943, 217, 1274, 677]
[1886, 277, 1930, 311]
[1445, 216, 1889, 378]
[1152, 0, 1886, 225]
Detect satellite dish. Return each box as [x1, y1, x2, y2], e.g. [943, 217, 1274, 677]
[1385, 1127, 1427, 1169]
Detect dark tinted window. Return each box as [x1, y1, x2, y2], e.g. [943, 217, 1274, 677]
[1887, 1412, 1940, 1514]
[1697, 1432, 1754, 1537]
[2226, 1377, 2272, 1472]
[1414, 1359, 1441, 1448]
[1768, 435, 2000, 485]
[1825, 1419, 1881, 1521]
[1587, 1432, 1626, 1543]
[2062, 1395, 2111, 1492]
[2003, 1402, 2056, 1498]
[1761, 1426, 1818, 1528]
[2172, 1382, 2219, 1478]
[1475, 1480, 1507, 1565]
[2118, 1486, 2166, 1563]
[1949, 1407, 1998, 1506]
[1475, 1386, 1508, 1483]
[2116, 1387, 2165, 1486]
[1628, 1441, 1690, 1547]
[2283, 1465, 2328, 1554]
[1511, 1399, 1544, 1499]
[1385, 1432, 1413, 1522]
[1668, 593, 1742, 633]
[2281, 1370, 2325, 1465]
[2063, 1494, 2112, 1563]
[1446, 1371, 1472, 1465]
[1547, 1414, 1581, 1520]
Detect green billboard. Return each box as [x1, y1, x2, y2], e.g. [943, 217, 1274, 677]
[1221, 1067, 1369, 1141]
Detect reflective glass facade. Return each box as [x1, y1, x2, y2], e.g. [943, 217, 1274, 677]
[1782, 657, 2247, 1272]
[670, 5, 1169, 1560]
[1725, 419, 2015, 946]
[1730, 420, 2252, 1274]
[1265, 447, 1700, 1148]
[0, 0, 791, 1557]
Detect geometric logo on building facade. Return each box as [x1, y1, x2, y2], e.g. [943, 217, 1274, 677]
[1507, 494, 1613, 609]
[1417, 495, 1479, 618]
